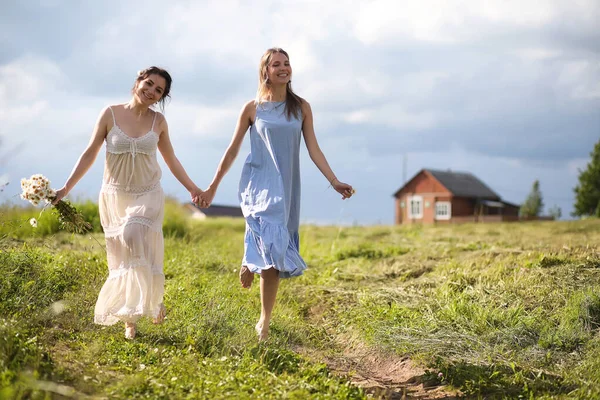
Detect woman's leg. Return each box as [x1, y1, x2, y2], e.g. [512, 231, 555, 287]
[256, 267, 280, 341]
[125, 322, 136, 339]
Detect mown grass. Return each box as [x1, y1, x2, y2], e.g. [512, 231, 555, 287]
[1, 202, 599, 399]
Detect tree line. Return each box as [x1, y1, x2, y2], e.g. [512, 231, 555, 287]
[520, 139, 600, 219]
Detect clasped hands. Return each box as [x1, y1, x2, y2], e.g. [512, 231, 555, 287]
[191, 187, 215, 209]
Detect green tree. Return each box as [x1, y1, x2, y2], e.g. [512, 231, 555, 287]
[573, 139, 600, 217]
[548, 205, 562, 220]
[520, 180, 544, 218]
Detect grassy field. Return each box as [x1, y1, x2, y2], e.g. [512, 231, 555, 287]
[1, 203, 599, 399]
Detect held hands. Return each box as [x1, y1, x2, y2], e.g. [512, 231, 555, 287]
[331, 178, 355, 200]
[193, 187, 216, 209]
[190, 187, 207, 208]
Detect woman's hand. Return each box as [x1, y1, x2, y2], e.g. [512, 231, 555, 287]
[332, 179, 355, 200]
[190, 187, 206, 207]
[196, 187, 216, 208]
[52, 187, 69, 205]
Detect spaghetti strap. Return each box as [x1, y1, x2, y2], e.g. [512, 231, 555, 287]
[108, 106, 116, 125]
[151, 112, 157, 131]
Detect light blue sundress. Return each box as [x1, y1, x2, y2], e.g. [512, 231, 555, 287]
[239, 101, 307, 278]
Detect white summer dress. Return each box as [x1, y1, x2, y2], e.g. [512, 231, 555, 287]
[94, 106, 165, 325]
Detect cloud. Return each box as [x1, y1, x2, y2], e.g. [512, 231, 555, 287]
[1, 0, 598, 223]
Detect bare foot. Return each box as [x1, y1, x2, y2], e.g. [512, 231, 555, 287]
[255, 321, 268, 342]
[153, 304, 166, 325]
[125, 322, 136, 339]
[239, 266, 254, 289]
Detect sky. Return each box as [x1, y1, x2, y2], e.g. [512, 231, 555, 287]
[1, 0, 598, 225]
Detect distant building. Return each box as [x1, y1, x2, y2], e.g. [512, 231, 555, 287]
[393, 168, 521, 224]
[183, 203, 244, 220]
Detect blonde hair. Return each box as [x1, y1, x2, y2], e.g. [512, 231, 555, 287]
[256, 47, 303, 120]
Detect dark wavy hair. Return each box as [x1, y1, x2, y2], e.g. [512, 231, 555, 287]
[132, 66, 172, 112]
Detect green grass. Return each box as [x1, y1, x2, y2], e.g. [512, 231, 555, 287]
[1, 204, 600, 398]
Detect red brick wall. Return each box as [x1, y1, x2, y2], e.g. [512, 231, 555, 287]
[451, 197, 475, 217]
[395, 172, 453, 225]
[397, 171, 449, 195]
[395, 197, 402, 224]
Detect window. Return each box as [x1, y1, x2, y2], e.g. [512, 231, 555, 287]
[408, 196, 423, 219]
[435, 201, 451, 220]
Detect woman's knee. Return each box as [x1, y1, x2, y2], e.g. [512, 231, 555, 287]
[262, 267, 280, 280]
[122, 223, 144, 250]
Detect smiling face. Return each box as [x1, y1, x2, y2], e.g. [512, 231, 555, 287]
[133, 73, 167, 106]
[265, 52, 292, 85]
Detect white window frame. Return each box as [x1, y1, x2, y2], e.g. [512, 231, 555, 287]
[435, 201, 452, 220]
[408, 195, 423, 219]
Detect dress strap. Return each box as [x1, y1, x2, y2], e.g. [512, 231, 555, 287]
[108, 106, 116, 125]
[151, 112, 157, 131]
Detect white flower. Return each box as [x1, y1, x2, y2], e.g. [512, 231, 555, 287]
[20, 174, 55, 206]
[29, 218, 38, 228]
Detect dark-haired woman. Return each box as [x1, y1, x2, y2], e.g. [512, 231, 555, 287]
[196, 48, 354, 341]
[53, 67, 204, 339]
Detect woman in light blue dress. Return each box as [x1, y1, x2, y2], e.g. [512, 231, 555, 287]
[197, 48, 354, 341]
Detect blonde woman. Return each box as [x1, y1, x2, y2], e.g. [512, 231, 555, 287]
[53, 67, 204, 339]
[197, 48, 354, 341]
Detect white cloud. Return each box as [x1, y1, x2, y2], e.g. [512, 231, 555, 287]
[352, 0, 599, 46]
[166, 102, 239, 139]
[1, 0, 598, 223]
[353, 0, 463, 44]
[341, 105, 437, 130]
[514, 48, 562, 62]
[0, 101, 48, 125]
[567, 158, 590, 176]
[0, 55, 67, 105]
[557, 60, 600, 99]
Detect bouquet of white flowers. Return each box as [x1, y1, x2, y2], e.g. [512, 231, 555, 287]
[20, 174, 92, 233]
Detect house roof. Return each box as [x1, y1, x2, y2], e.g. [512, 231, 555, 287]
[393, 168, 500, 200]
[188, 203, 244, 218]
[426, 169, 500, 199]
[500, 200, 520, 208]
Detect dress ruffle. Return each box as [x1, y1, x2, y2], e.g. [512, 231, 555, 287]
[243, 216, 306, 278]
[94, 261, 165, 325]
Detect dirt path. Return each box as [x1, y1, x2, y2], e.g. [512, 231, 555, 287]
[298, 303, 461, 399]
[297, 341, 461, 399]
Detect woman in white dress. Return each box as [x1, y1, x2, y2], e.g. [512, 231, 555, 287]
[53, 67, 205, 339]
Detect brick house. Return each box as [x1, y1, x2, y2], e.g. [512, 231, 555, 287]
[393, 169, 520, 224]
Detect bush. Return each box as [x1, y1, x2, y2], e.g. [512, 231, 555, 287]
[162, 198, 190, 238]
[0, 201, 102, 239]
[74, 200, 102, 233]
